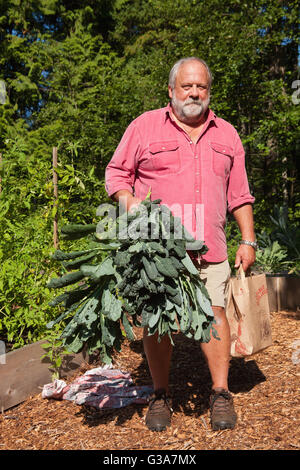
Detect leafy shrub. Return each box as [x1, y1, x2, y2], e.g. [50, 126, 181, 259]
[256, 205, 300, 274]
[0, 136, 109, 349]
[254, 241, 288, 274]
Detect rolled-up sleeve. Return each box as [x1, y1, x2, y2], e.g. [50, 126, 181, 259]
[227, 131, 255, 213]
[105, 121, 141, 197]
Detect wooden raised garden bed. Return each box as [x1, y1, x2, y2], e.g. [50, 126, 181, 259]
[0, 340, 87, 412]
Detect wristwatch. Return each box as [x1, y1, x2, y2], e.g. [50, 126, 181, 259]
[240, 240, 258, 251]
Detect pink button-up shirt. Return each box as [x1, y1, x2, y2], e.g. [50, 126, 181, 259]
[105, 104, 255, 262]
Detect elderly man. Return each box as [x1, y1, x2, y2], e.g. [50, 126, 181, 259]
[105, 57, 256, 432]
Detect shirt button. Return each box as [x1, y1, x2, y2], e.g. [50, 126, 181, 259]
[195, 155, 198, 159]
[189, 140, 193, 144]
[196, 189, 199, 193]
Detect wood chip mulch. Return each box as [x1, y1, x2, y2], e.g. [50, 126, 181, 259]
[0, 310, 299, 451]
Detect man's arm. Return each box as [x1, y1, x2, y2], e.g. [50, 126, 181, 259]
[105, 120, 142, 203]
[232, 203, 256, 271]
[111, 189, 142, 213]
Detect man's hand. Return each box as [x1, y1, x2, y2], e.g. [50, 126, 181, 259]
[127, 196, 143, 213]
[112, 189, 142, 213]
[234, 244, 256, 272]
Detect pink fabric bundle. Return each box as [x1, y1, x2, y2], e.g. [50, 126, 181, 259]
[42, 366, 153, 409]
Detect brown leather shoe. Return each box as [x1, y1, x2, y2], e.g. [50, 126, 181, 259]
[145, 388, 173, 431]
[209, 388, 237, 430]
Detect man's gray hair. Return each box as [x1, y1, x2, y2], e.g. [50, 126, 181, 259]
[168, 57, 213, 90]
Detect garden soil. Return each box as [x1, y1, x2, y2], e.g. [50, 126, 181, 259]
[0, 310, 299, 451]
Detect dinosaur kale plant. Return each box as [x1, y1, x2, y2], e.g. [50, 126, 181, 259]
[47, 198, 218, 363]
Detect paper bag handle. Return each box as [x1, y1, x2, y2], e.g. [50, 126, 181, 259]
[236, 263, 246, 281]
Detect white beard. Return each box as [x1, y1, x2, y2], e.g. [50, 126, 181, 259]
[171, 92, 210, 124]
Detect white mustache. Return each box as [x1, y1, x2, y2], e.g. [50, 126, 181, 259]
[183, 99, 203, 106]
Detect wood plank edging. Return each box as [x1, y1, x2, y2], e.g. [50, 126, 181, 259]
[0, 339, 87, 412]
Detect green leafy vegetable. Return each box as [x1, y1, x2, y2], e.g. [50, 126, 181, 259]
[47, 198, 216, 363]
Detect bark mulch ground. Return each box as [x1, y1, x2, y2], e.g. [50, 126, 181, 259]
[0, 309, 299, 451]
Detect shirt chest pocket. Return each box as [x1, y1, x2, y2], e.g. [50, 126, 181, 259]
[148, 140, 180, 174]
[210, 142, 233, 178]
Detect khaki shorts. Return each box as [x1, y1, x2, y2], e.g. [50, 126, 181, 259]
[197, 259, 231, 308]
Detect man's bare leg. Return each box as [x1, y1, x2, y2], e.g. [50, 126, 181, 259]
[143, 307, 230, 392]
[200, 306, 237, 430]
[143, 329, 173, 431]
[143, 328, 173, 393]
[200, 306, 231, 390]
[143, 307, 235, 431]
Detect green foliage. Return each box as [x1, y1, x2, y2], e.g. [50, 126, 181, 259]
[255, 241, 288, 274]
[255, 205, 300, 274]
[268, 205, 300, 258]
[0, 134, 109, 349]
[0, 216, 58, 349]
[40, 333, 73, 381]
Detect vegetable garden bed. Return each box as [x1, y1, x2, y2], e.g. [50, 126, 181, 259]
[0, 274, 298, 413]
[0, 309, 299, 451]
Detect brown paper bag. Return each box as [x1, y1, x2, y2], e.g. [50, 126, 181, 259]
[226, 265, 272, 357]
